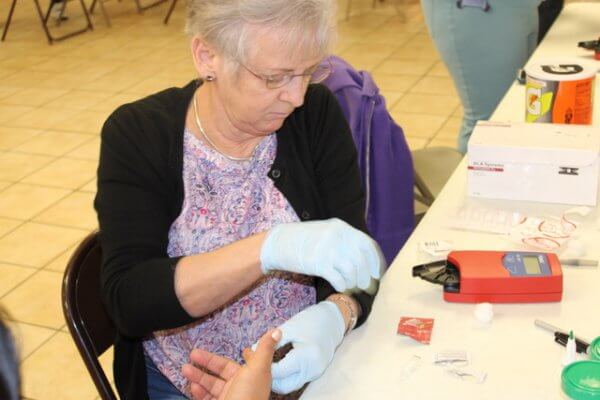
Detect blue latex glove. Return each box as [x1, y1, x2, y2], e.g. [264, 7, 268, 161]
[260, 218, 384, 292]
[271, 301, 345, 394]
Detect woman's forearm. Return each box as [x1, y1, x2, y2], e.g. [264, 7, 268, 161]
[174, 231, 267, 317]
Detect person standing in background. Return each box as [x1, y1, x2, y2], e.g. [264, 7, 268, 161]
[538, 0, 563, 43]
[420, 0, 541, 153]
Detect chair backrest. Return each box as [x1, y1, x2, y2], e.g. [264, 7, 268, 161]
[62, 231, 117, 400]
[320, 55, 415, 265]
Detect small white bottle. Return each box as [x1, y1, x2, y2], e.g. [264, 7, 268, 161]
[562, 330, 577, 366]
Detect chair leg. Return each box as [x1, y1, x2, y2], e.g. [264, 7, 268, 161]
[2, 0, 92, 43]
[34, 0, 55, 43]
[1, 0, 18, 41]
[163, 0, 177, 24]
[396, 0, 407, 22]
[42, 0, 65, 26]
[55, 0, 67, 27]
[37, 0, 93, 44]
[135, 0, 167, 14]
[79, 0, 94, 30]
[414, 171, 435, 207]
[415, 211, 426, 226]
[43, 0, 52, 24]
[96, 0, 111, 27]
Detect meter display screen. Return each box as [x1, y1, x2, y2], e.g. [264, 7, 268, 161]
[523, 255, 542, 275]
[502, 252, 551, 276]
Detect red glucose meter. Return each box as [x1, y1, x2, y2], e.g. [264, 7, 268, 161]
[412, 251, 563, 303]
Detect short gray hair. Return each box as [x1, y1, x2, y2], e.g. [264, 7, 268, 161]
[186, 0, 337, 65]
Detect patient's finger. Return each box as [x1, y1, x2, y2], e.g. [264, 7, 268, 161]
[189, 348, 239, 380]
[189, 381, 215, 400]
[242, 347, 255, 363]
[249, 328, 281, 368]
[182, 364, 224, 399]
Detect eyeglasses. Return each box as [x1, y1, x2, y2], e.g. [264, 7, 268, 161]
[239, 59, 333, 89]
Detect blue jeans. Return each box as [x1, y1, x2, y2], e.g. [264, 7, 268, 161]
[145, 353, 188, 400]
[420, 0, 541, 153]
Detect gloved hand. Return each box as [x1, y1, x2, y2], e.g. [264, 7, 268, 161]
[260, 218, 384, 292]
[270, 301, 345, 394]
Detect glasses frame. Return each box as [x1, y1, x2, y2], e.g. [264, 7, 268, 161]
[238, 59, 333, 90]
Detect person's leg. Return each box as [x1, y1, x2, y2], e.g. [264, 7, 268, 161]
[145, 354, 188, 400]
[538, 0, 563, 43]
[421, 0, 540, 153]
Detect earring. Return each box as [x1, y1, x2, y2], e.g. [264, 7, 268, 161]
[205, 74, 215, 82]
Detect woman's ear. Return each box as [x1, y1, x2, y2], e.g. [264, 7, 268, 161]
[190, 37, 218, 80]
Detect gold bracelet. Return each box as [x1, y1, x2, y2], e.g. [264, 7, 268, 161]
[328, 294, 358, 336]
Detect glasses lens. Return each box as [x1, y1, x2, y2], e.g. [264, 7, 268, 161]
[310, 65, 332, 83]
[266, 75, 293, 89]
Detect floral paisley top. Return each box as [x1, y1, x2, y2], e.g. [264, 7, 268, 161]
[143, 129, 316, 396]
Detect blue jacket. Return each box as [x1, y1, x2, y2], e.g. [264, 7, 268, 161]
[321, 55, 415, 264]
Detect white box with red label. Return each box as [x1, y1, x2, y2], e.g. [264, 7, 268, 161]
[467, 121, 600, 206]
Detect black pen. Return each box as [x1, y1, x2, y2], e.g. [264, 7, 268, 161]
[535, 319, 590, 354]
[554, 332, 590, 354]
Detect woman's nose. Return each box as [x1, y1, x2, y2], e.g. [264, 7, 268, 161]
[279, 76, 307, 108]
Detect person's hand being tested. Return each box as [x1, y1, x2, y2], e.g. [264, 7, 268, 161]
[260, 218, 384, 292]
[182, 329, 281, 400]
[270, 301, 346, 394]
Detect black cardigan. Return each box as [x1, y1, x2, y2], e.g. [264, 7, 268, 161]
[95, 80, 377, 399]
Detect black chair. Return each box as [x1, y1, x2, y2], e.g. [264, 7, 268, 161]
[62, 231, 118, 400]
[89, 0, 168, 27]
[1, 0, 93, 44]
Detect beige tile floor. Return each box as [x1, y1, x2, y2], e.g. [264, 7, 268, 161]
[0, 0, 464, 398]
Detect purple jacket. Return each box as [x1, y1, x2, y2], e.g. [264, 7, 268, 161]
[321, 55, 415, 265]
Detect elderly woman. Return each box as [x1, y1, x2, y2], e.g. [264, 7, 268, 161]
[95, 0, 384, 399]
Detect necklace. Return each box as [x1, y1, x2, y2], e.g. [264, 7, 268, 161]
[192, 93, 253, 162]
